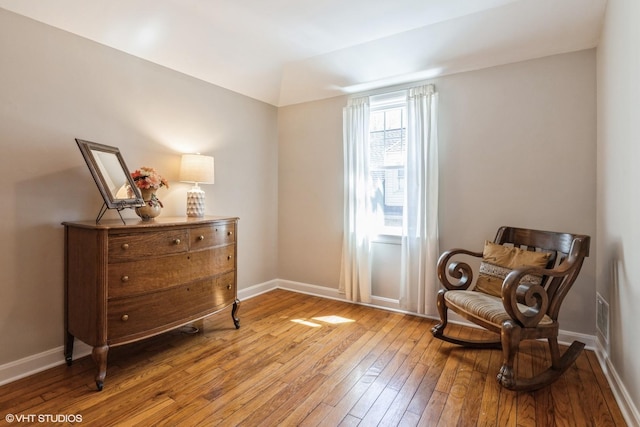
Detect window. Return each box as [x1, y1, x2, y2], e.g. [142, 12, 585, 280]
[369, 91, 407, 235]
[342, 84, 438, 310]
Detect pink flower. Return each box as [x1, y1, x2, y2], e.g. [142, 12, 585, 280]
[131, 167, 169, 190]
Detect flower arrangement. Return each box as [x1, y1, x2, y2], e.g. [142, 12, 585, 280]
[131, 166, 169, 190]
[130, 167, 169, 209]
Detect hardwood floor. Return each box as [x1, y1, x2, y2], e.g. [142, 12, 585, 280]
[0, 289, 626, 426]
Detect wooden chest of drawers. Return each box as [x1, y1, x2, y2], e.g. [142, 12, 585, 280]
[63, 216, 239, 390]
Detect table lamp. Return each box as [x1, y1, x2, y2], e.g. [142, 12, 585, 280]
[179, 153, 215, 217]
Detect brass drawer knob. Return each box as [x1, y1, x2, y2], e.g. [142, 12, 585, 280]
[121, 243, 129, 250]
[121, 275, 129, 282]
[198, 235, 205, 241]
[227, 231, 233, 236]
[227, 255, 232, 260]
[227, 284, 232, 290]
[121, 314, 129, 322]
[173, 238, 181, 245]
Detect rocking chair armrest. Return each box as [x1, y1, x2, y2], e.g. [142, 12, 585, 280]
[501, 261, 578, 328]
[437, 248, 483, 291]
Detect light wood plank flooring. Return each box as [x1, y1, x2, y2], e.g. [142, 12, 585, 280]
[0, 290, 626, 426]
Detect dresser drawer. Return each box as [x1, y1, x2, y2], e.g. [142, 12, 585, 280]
[108, 246, 235, 298]
[107, 272, 236, 341]
[189, 222, 235, 250]
[188, 246, 235, 278]
[109, 229, 188, 261]
[108, 253, 189, 298]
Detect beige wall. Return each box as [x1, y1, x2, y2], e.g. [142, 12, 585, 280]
[278, 96, 346, 289]
[597, 0, 640, 412]
[436, 50, 597, 331]
[0, 10, 278, 365]
[278, 50, 597, 332]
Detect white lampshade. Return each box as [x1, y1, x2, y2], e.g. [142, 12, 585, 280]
[179, 154, 215, 217]
[179, 154, 215, 184]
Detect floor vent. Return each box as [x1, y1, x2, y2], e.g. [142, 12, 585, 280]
[596, 293, 609, 343]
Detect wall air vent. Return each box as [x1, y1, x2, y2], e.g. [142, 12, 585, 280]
[596, 293, 610, 343]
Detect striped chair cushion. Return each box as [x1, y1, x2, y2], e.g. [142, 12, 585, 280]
[444, 290, 553, 327]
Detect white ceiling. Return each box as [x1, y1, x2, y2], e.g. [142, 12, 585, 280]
[0, 0, 606, 106]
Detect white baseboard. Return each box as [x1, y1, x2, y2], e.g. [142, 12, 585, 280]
[0, 341, 92, 387]
[237, 279, 280, 301]
[275, 278, 424, 313]
[595, 339, 640, 426]
[1, 277, 635, 427]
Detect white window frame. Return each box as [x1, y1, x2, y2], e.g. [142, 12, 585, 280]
[369, 90, 407, 239]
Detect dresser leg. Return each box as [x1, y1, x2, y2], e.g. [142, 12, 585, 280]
[92, 345, 109, 391]
[64, 332, 74, 366]
[232, 299, 241, 329]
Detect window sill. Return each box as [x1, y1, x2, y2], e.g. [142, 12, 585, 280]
[371, 233, 402, 245]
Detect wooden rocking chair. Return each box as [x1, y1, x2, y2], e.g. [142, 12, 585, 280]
[431, 226, 590, 391]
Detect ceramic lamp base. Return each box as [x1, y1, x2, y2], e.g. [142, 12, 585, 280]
[186, 186, 206, 217]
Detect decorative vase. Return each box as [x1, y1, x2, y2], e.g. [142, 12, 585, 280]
[135, 188, 162, 221]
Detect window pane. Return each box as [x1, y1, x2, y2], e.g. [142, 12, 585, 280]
[386, 108, 403, 130]
[370, 111, 385, 132]
[368, 102, 406, 233]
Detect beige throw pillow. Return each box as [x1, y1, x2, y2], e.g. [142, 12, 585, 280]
[475, 241, 551, 297]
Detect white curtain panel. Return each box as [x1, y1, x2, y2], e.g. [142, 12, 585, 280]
[400, 84, 439, 314]
[340, 96, 372, 303]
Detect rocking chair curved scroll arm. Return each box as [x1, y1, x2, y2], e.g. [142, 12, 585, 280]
[501, 239, 588, 329]
[436, 248, 483, 291]
[431, 226, 590, 392]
